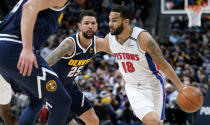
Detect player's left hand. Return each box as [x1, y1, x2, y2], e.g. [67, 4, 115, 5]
[17, 49, 39, 76]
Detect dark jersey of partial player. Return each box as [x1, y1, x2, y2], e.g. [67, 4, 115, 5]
[0, 0, 70, 49]
[52, 33, 96, 88]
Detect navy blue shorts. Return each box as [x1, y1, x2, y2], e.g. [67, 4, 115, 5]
[0, 40, 69, 104]
[67, 82, 92, 116]
[0, 73, 23, 93]
[46, 82, 92, 123]
[0, 36, 73, 125]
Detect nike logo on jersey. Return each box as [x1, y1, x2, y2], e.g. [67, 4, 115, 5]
[113, 53, 139, 61]
[128, 44, 134, 48]
[75, 52, 82, 55]
[68, 59, 91, 66]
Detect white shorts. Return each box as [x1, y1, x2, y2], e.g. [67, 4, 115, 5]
[0, 75, 12, 105]
[125, 81, 165, 121]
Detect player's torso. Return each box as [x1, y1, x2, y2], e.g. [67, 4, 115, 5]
[52, 34, 96, 88]
[109, 27, 162, 85]
[0, 0, 69, 49]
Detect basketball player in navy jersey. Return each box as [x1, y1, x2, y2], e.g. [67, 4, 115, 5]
[47, 10, 100, 125]
[0, 0, 84, 124]
[105, 6, 185, 125]
[0, 10, 100, 125]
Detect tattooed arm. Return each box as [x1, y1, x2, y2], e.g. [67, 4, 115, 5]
[45, 38, 75, 66]
[139, 32, 183, 90]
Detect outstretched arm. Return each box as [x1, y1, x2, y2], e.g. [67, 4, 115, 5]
[95, 35, 112, 54]
[139, 32, 184, 90]
[45, 38, 75, 66]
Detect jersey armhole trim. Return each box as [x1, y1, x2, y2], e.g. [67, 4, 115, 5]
[61, 37, 76, 59]
[94, 36, 97, 54]
[49, 2, 69, 11]
[108, 33, 113, 53]
[136, 31, 147, 54]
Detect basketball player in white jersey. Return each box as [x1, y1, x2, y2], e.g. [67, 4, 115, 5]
[99, 6, 185, 125]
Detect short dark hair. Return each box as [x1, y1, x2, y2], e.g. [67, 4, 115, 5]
[111, 6, 131, 20]
[79, 10, 97, 22]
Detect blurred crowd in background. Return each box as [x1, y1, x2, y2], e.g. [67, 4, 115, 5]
[0, 0, 209, 125]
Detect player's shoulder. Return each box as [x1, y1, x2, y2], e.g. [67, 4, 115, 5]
[62, 35, 76, 46]
[132, 26, 146, 35]
[137, 31, 151, 40]
[131, 26, 149, 40]
[133, 26, 144, 31]
[136, 28, 154, 52]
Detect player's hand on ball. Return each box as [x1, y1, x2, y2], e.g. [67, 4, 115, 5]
[177, 86, 203, 113]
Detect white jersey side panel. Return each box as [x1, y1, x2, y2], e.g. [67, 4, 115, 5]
[109, 27, 163, 85]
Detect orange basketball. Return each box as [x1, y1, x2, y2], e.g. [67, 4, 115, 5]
[177, 86, 203, 113]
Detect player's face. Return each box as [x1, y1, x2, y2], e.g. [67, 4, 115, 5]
[109, 12, 124, 35]
[79, 16, 97, 39]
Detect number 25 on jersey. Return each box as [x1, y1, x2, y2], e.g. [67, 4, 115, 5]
[67, 66, 83, 77]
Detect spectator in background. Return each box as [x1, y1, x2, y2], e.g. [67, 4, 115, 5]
[169, 29, 181, 45]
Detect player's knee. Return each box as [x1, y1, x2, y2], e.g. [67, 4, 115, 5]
[142, 112, 160, 125]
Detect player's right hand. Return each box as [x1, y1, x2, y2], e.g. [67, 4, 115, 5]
[17, 49, 38, 76]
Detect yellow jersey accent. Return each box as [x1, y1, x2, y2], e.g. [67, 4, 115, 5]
[196, 0, 202, 5]
[58, 13, 64, 24]
[68, 59, 91, 66]
[46, 80, 57, 92]
[89, 48, 94, 53]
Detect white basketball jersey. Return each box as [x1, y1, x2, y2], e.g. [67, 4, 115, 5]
[109, 27, 163, 85]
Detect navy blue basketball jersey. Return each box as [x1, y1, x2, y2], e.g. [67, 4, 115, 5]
[0, 0, 70, 49]
[52, 33, 96, 88]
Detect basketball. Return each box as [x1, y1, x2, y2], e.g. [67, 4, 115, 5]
[177, 86, 203, 113]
